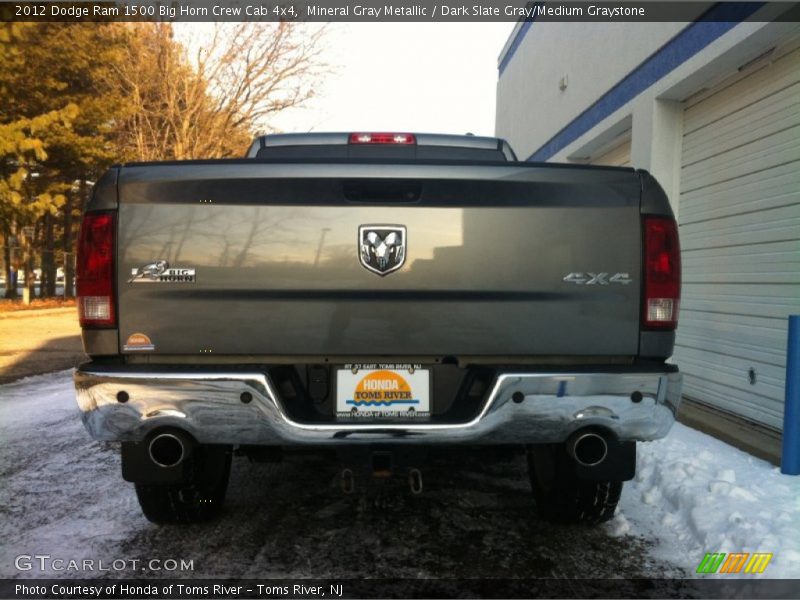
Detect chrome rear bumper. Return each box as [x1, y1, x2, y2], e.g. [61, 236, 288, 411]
[74, 367, 681, 445]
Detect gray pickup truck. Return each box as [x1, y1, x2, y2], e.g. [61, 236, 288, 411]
[73, 132, 682, 525]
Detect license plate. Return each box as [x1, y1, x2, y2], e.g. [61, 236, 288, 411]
[336, 364, 430, 419]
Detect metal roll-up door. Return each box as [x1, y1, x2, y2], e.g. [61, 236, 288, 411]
[675, 43, 800, 430]
[589, 137, 632, 166]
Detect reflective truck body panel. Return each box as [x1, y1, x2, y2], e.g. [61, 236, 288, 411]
[112, 161, 642, 357]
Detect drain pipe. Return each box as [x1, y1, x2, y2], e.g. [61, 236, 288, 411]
[781, 315, 800, 475]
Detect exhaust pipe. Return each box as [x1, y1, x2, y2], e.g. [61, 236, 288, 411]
[567, 430, 609, 467]
[148, 431, 193, 468]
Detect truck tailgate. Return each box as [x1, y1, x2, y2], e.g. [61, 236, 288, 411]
[116, 162, 642, 357]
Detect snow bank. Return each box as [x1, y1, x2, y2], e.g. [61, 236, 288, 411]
[609, 422, 800, 578]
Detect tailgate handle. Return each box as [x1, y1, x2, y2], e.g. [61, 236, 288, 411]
[343, 181, 421, 203]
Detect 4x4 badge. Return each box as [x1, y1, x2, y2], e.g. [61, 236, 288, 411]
[563, 272, 632, 285]
[359, 225, 406, 276]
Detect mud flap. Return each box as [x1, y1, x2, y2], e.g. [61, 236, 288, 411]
[573, 440, 636, 482]
[121, 440, 196, 484]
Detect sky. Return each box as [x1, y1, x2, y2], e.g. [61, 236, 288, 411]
[267, 23, 515, 136]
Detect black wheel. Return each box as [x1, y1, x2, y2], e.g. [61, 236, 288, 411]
[135, 445, 232, 524]
[527, 444, 622, 525]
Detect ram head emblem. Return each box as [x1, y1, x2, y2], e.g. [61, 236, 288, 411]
[358, 225, 406, 276]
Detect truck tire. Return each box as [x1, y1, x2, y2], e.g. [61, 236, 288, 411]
[526, 444, 621, 525]
[134, 445, 232, 524]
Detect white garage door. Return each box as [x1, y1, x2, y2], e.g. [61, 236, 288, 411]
[675, 43, 800, 430]
[589, 136, 631, 166]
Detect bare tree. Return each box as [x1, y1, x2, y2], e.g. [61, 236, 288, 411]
[193, 23, 328, 134]
[112, 23, 328, 161]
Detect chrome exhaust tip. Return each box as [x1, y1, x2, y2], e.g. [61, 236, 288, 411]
[567, 431, 609, 467]
[148, 432, 188, 468]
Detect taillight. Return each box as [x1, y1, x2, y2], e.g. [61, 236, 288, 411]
[643, 216, 681, 329]
[349, 132, 416, 145]
[76, 211, 116, 328]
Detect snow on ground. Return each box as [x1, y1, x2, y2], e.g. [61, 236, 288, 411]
[610, 423, 800, 578]
[1, 370, 799, 582]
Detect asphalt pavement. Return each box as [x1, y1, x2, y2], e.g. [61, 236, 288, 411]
[0, 307, 86, 383]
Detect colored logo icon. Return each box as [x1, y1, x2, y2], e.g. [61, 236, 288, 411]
[696, 552, 773, 574]
[348, 370, 417, 407]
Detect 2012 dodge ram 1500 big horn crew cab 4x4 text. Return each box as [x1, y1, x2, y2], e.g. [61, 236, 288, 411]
[73, 132, 682, 524]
